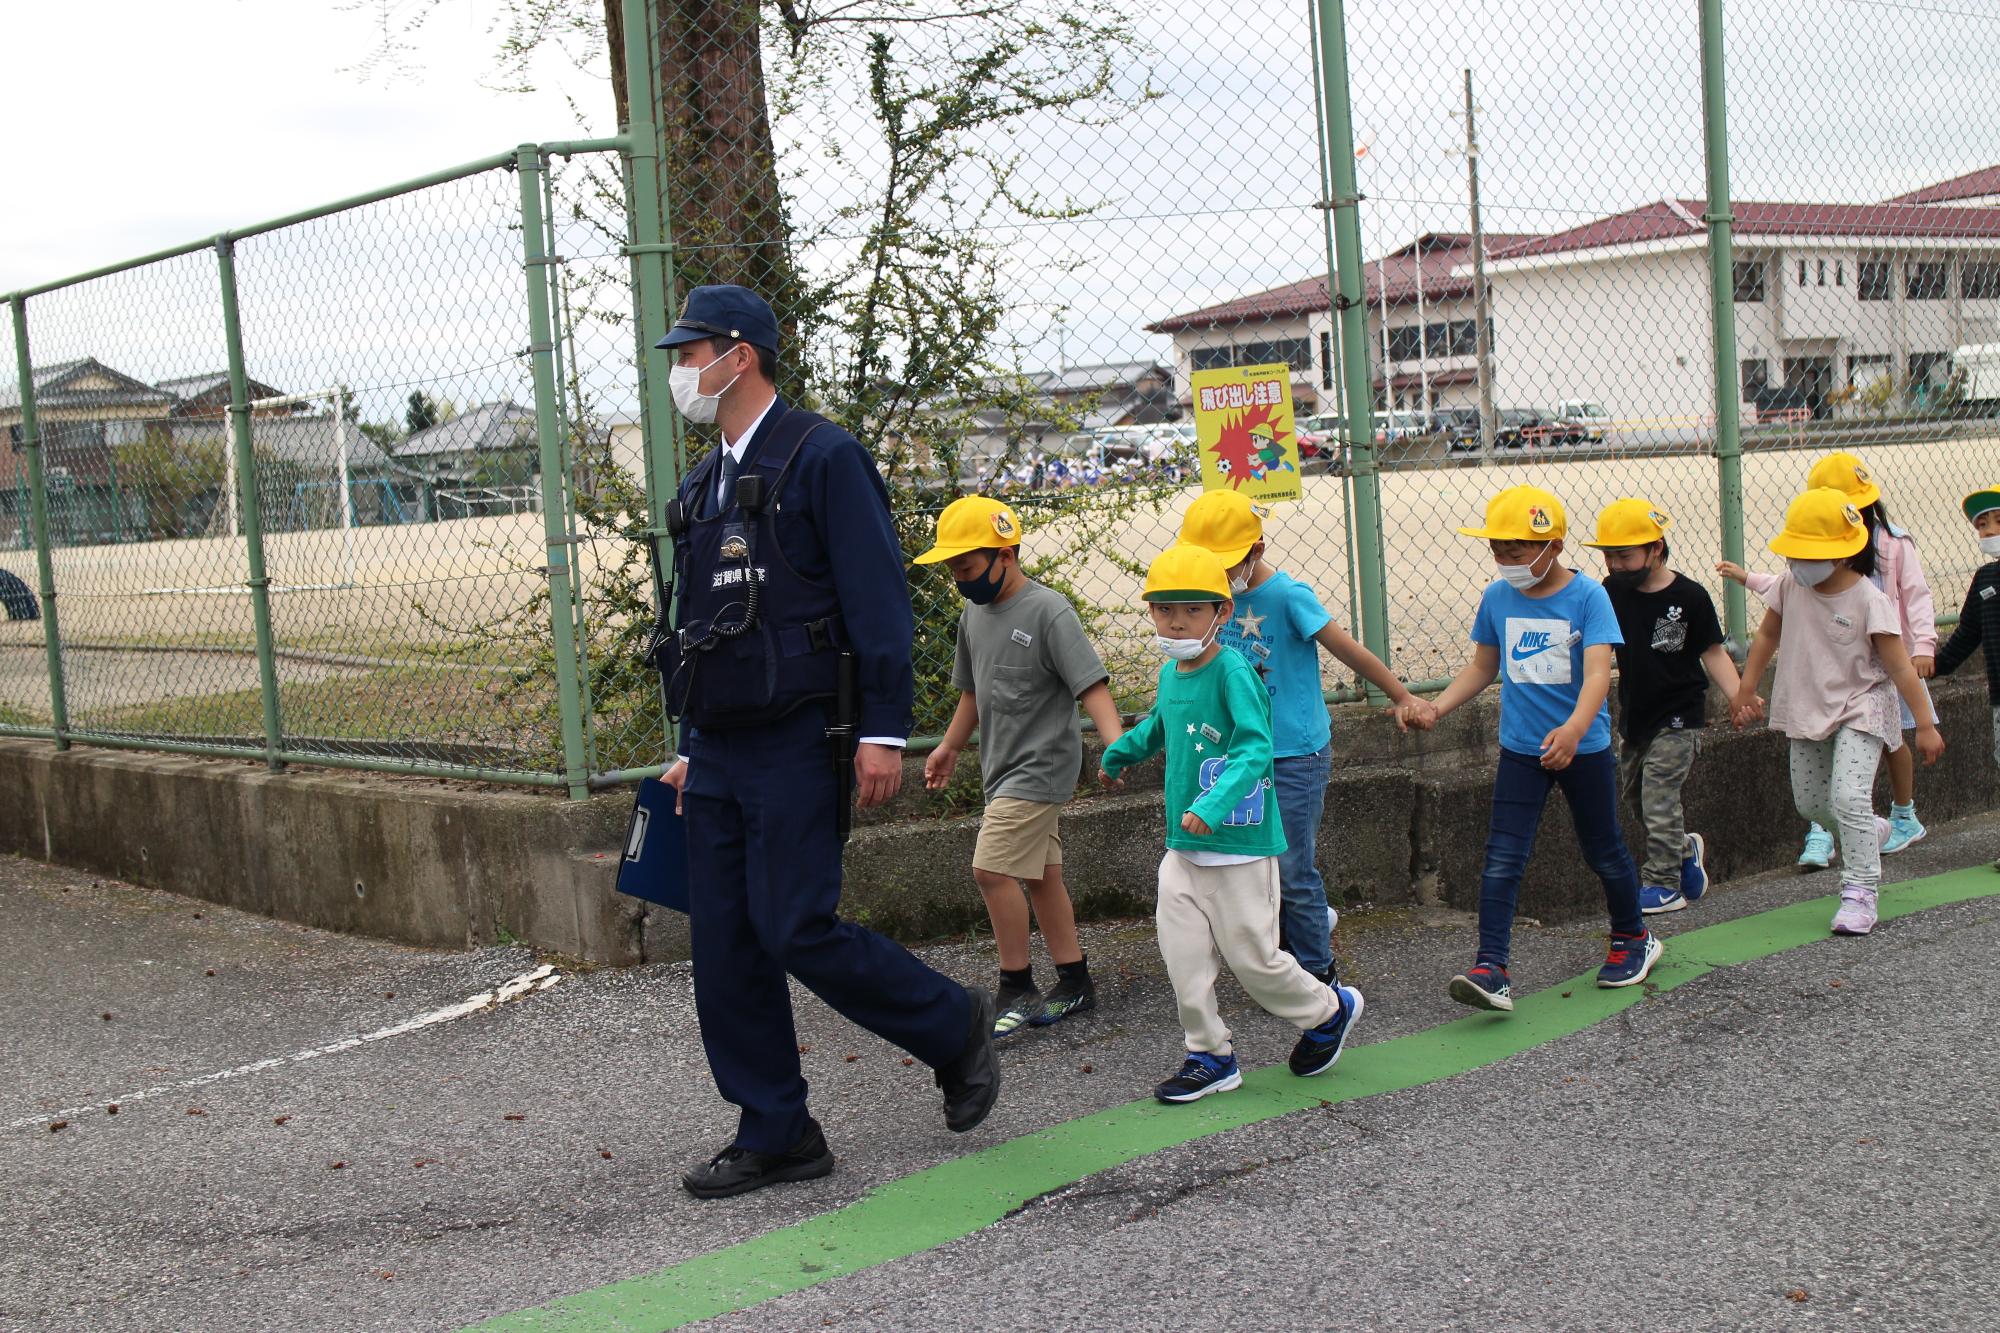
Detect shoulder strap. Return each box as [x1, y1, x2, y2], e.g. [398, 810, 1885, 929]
[743, 407, 833, 494]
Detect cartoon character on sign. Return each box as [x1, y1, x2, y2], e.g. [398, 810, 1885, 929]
[1247, 422, 1296, 481]
[1209, 403, 1290, 489]
[1197, 756, 1269, 827]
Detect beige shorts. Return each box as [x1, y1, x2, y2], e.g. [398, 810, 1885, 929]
[972, 797, 1064, 880]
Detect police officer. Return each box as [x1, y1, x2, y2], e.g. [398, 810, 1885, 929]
[655, 285, 1000, 1200]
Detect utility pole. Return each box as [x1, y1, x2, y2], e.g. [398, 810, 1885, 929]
[1462, 69, 1497, 452]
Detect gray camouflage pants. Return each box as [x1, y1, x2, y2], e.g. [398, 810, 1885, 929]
[1618, 728, 1700, 889]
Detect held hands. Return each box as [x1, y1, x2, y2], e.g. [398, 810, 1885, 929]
[659, 759, 688, 815]
[1098, 767, 1125, 791]
[1715, 560, 1748, 586]
[923, 745, 959, 791]
[1730, 689, 1765, 729]
[1539, 722, 1583, 771]
[1180, 811, 1213, 836]
[1915, 723, 1945, 766]
[855, 743, 903, 810]
[1393, 697, 1440, 732]
[1913, 654, 1936, 680]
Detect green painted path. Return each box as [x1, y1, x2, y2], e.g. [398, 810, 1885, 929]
[467, 867, 2000, 1333]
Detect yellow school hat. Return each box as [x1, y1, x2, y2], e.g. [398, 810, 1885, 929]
[1142, 543, 1231, 603]
[1178, 489, 1263, 566]
[1768, 487, 1869, 560]
[1582, 498, 1672, 549]
[912, 496, 1022, 565]
[1805, 452, 1881, 509]
[1456, 485, 1566, 542]
[1963, 487, 2000, 522]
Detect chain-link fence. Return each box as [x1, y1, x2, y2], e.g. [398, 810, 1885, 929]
[7, 0, 2000, 791]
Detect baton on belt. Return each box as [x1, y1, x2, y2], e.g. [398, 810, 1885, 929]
[829, 651, 860, 843]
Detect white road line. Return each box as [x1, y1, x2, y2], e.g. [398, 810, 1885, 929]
[9, 965, 563, 1131]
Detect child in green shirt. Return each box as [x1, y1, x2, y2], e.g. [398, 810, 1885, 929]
[1100, 543, 1364, 1104]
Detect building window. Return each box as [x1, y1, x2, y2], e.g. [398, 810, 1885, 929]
[1733, 259, 1766, 302]
[1858, 260, 1892, 301]
[1909, 352, 1952, 386]
[1319, 332, 1334, 389]
[1848, 353, 1892, 387]
[1836, 261, 1845, 287]
[1190, 345, 1233, 372]
[1238, 337, 1313, 371]
[1906, 262, 1949, 301]
[1385, 325, 1423, 361]
[1817, 260, 1827, 287]
[1963, 262, 2000, 300]
[1741, 358, 1770, 398]
[1797, 260, 1808, 286]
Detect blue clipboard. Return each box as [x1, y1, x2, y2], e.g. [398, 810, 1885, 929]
[617, 778, 690, 913]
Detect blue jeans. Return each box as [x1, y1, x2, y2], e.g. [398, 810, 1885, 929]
[1478, 747, 1643, 970]
[1273, 744, 1334, 978]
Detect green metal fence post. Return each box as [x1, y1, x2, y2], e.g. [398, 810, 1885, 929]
[620, 0, 685, 760]
[517, 144, 593, 800]
[1700, 0, 1748, 649]
[1311, 0, 1392, 679]
[9, 296, 72, 747]
[215, 239, 287, 771]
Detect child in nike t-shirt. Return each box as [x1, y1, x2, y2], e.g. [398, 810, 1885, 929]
[1398, 485, 1662, 1012]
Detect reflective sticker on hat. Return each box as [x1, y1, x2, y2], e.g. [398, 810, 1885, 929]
[1528, 505, 1553, 533]
[991, 511, 1018, 539]
[1648, 509, 1668, 528]
[1854, 462, 1872, 483]
[1842, 503, 1862, 526]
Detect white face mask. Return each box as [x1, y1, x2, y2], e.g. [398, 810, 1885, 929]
[668, 357, 742, 424]
[1228, 572, 1252, 596]
[1152, 611, 1222, 661]
[1979, 534, 2000, 559]
[1789, 559, 1837, 588]
[1495, 544, 1555, 590]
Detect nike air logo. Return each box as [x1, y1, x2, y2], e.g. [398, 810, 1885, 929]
[1510, 634, 1560, 662]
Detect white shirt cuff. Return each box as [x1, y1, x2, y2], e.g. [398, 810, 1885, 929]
[858, 736, 906, 748]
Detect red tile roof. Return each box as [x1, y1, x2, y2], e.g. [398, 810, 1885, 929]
[1492, 198, 2000, 261]
[1888, 165, 2000, 205]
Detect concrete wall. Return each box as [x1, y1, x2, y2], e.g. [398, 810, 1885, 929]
[7, 673, 1998, 966]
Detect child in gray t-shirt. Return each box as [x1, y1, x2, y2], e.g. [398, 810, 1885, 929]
[916, 498, 1126, 1038]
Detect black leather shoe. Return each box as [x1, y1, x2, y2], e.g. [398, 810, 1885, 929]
[681, 1120, 834, 1199]
[935, 988, 1002, 1133]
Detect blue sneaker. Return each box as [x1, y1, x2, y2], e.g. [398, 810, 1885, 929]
[1289, 985, 1365, 1076]
[1680, 832, 1709, 902]
[1448, 962, 1513, 1012]
[1882, 809, 1926, 855]
[1798, 824, 1834, 871]
[1155, 1051, 1242, 1104]
[1597, 930, 1664, 988]
[1640, 884, 1687, 915]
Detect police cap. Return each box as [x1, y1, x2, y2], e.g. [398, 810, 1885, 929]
[654, 284, 781, 354]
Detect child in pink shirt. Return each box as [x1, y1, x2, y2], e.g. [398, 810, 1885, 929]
[1731, 489, 1942, 936]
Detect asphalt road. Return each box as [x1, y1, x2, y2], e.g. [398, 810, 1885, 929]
[4, 815, 1998, 1332]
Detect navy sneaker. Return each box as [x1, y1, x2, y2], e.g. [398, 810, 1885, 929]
[1597, 930, 1664, 988]
[1289, 985, 1365, 1076]
[1448, 963, 1513, 1012]
[1640, 884, 1688, 915]
[1681, 832, 1709, 902]
[1154, 1051, 1242, 1104]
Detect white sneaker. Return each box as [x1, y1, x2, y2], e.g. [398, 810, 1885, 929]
[1831, 885, 1879, 936]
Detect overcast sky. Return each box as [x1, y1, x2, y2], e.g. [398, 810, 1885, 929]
[3, 0, 1996, 405]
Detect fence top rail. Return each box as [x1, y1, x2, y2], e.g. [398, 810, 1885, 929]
[1, 136, 629, 306]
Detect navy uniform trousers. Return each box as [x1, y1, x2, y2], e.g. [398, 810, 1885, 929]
[685, 705, 972, 1153]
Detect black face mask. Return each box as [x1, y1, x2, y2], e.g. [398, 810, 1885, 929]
[955, 555, 1006, 605]
[1602, 567, 1649, 592]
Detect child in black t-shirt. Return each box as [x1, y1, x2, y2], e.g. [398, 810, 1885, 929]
[1584, 500, 1750, 914]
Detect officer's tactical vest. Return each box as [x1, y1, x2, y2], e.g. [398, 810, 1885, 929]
[665, 408, 848, 728]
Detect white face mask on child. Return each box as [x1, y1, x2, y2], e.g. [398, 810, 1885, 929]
[1789, 559, 1837, 588]
[1495, 544, 1555, 591]
[1152, 612, 1222, 661]
[1979, 535, 2000, 559]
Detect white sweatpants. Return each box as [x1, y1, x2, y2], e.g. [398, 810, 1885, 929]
[1155, 852, 1340, 1056]
[1789, 727, 1887, 890]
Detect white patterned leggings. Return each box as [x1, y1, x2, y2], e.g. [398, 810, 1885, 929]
[1788, 727, 1887, 889]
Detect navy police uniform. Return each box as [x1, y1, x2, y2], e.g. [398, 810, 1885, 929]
[659, 287, 975, 1157]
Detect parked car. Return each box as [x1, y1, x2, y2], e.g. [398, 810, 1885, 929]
[1296, 412, 1347, 463]
[1436, 407, 1484, 451]
[1493, 408, 1550, 449]
[1549, 399, 1610, 445]
[1373, 410, 1427, 445]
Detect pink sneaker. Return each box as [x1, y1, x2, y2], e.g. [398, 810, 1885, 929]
[1831, 885, 1879, 936]
[1873, 815, 1891, 851]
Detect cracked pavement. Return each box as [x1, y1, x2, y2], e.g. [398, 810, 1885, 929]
[4, 815, 1999, 1332]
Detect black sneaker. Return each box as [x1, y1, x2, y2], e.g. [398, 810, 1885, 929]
[936, 988, 1002, 1132]
[1154, 1050, 1242, 1103]
[1029, 973, 1097, 1026]
[1289, 985, 1365, 1077]
[993, 989, 1044, 1039]
[682, 1120, 834, 1199]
